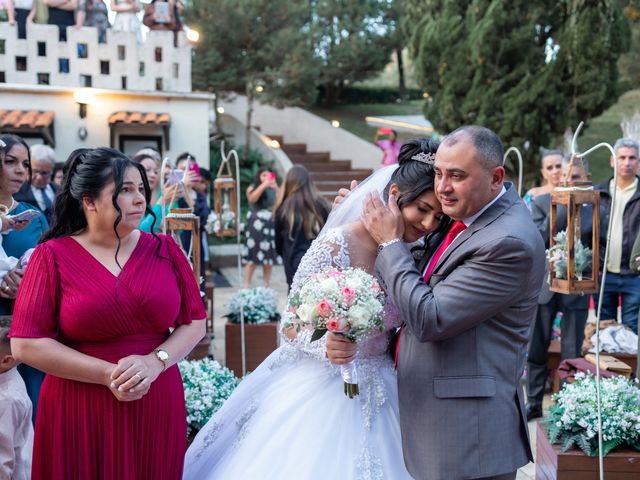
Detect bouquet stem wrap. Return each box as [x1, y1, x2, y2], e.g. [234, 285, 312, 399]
[341, 360, 359, 398]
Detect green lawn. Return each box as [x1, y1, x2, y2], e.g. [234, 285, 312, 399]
[310, 100, 425, 144]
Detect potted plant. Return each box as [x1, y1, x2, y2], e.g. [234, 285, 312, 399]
[536, 373, 640, 479]
[224, 287, 280, 376]
[179, 358, 238, 440]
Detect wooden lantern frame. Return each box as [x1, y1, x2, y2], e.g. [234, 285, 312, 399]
[213, 155, 238, 237]
[548, 184, 600, 295]
[165, 208, 201, 283]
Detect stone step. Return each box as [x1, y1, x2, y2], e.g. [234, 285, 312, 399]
[281, 143, 307, 154]
[288, 152, 331, 163]
[302, 160, 352, 171]
[310, 170, 372, 182]
[312, 180, 359, 190]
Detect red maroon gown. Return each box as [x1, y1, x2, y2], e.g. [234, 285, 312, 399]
[10, 232, 206, 480]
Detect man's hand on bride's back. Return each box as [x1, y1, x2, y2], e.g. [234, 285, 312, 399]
[332, 180, 358, 210]
[325, 333, 358, 365]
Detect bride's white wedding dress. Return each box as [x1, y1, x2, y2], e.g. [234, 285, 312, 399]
[183, 227, 412, 480]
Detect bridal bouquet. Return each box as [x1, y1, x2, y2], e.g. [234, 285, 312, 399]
[288, 267, 386, 398]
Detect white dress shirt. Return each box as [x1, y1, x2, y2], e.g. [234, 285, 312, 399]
[0, 368, 33, 480]
[30, 184, 55, 212]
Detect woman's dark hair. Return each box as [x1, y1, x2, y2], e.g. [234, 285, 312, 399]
[274, 165, 329, 240]
[0, 133, 32, 183]
[383, 137, 439, 209]
[42, 147, 158, 267]
[52, 162, 65, 178]
[251, 166, 271, 189]
[176, 151, 195, 168]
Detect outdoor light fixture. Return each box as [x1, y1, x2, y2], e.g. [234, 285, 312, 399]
[270, 139, 280, 149]
[422, 91, 430, 98]
[255, 85, 264, 93]
[73, 88, 94, 119]
[331, 120, 340, 128]
[217, 106, 225, 114]
[184, 27, 200, 43]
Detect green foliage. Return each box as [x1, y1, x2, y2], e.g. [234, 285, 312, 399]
[617, 1, 640, 89]
[334, 86, 423, 104]
[311, 1, 398, 104]
[405, 0, 632, 180]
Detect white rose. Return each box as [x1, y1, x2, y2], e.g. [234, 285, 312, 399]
[296, 304, 316, 324]
[319, 277, 339, 294]
[348, 305, 371, 328]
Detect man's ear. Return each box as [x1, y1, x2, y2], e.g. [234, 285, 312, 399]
[0, 353, 17, 371]
[491, 166, 505, 191]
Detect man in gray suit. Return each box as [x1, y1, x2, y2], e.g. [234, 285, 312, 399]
[328, 126, 545, 479]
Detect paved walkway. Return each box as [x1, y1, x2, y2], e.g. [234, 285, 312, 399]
[207, 264, 546, 479]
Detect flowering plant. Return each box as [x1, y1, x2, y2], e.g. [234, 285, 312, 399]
[286, 267, 385, 398]
[547, 229, 592, 281]
[546, 372, 640, 456]
[225, 287, 280, 324]
[179, 358, 238, 436]
[205, 210, 236, 234]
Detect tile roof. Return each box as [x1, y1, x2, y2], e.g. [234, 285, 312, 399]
[0, 110, 55, 129]
[108, 111, 171, 125]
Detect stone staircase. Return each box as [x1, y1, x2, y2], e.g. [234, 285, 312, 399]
[268, 135, 373, 201]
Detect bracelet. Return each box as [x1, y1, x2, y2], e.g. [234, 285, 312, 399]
[377, 238, 401, 253]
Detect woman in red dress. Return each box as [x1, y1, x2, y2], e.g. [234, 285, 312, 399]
[9, 147, 206, 479]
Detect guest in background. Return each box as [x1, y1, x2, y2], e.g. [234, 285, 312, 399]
[374, 128, 401, 167]
[243, 166, 280, 288]
[0, 0, 16, 25]
[52, 162, 64, 187]
[525, 161, 592, 421]
[110, 0, 141, 43]
[0, 317, 33, 480]
[44, 0, 76, 41]
[75, 0, 110, 43]
[523, 149, 563, 208]
[274, 165, 330, 288]
[1, 134, 49, 422]
[595, 138, 640, 333]
[14, 143, 58, 224]
[143, 0, 183, 45]
[9, 147, 206, 479]
[14, 0, 36, 38]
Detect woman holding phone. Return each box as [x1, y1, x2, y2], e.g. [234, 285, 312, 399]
[243, 167, 281, 287]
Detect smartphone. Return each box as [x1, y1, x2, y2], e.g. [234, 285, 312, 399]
[267, 172, 276, 182]
[166, 169, 185, 186]
[188, 158, 200, 176]
[8, 209, 40, 223]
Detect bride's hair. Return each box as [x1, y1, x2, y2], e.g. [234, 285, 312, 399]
[383, 137, 439, 209]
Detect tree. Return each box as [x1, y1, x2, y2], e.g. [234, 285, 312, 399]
[310, 1, 398, 104]
[405, 0, 631, 181]
[184, 0, 319, 154]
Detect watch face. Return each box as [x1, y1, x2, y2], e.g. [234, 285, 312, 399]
[157, 350, 169, 361]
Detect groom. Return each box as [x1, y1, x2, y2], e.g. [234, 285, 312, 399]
[327, 126, 545, 480]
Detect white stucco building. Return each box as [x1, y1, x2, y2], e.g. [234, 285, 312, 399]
[0, 23, 212, 167]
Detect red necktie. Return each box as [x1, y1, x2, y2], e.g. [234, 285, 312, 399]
[394, 220, 467, 368]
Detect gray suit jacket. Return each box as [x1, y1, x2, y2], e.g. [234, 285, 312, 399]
[375, 184, 545, 480]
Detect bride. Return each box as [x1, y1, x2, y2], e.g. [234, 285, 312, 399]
[183, 138, 446, 480]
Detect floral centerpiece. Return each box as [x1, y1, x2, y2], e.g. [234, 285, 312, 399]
[205, 211, 236, 235]
[179, 358, 238, 436]
[546, 372, 640, 456]
[286, 267, 385, 398]
[225, 287, 280, 324]
[547, 229, 593, 281]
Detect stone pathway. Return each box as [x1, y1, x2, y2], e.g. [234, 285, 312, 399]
[207, 264, 547, 479]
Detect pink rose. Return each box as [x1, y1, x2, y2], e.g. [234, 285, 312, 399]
[372, 281, 382, 294]
[340, 287, 356, 306]
[326, 316, 349, 333]
[317, 299, 333, 318]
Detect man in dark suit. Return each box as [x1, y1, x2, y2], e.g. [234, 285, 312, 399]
[14, 144, 58, 224]
[328, 126, 545, 480]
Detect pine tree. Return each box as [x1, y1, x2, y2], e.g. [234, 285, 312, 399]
[405, 0, 631, 179]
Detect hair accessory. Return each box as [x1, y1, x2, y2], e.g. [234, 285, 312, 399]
[411, 151, 435, 165]
[0, 139, 5, 147]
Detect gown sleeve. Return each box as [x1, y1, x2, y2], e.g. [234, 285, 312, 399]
[279, 229, 350, 362]
[164, 234, 207, 326]
[10, 243, 59, 339]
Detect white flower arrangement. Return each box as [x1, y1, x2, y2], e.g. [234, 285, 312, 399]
[205, 210, 236, 234]
[179, 358, 238, 436]
[546, 373, 640, 456]
[547, 229, 592, 281]
[225, 287, 280, 324]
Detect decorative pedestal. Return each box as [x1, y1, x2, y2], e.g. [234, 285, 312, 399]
[536, 423, 640, 479]
[224, 322, 279, 376]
